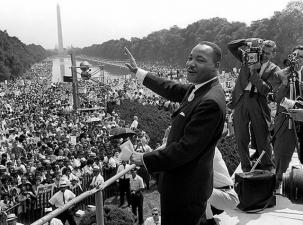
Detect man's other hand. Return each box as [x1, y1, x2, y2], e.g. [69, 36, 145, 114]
[249, 62, 261, 72]
[289, 109, 303, 122]
[124, 47, 138, 74]
[277, 67, 291, 85]
[130, 152, 144, 165]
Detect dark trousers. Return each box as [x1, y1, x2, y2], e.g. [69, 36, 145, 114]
[234, 93, 274, 172]
[119, 178, 131, 206]
[131, 191, 143, 224]
[273, 113, 297, 183]
[57, 210, 77, 225]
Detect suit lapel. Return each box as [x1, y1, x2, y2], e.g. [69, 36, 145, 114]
[171, 78, 219, 118]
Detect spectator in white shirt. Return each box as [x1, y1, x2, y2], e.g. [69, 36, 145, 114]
[90, 166, 104, 188]
[130, 116, 139, 130]
[48, 180, 77, 225]
[130, 168, 144, 225]
[116, 161, 131, 207]
[82, 159, 94, 175]
[108, 153, 117, 169]
[204, 147, 239, 225]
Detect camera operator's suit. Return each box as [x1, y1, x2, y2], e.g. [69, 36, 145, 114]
[274, 68, 303, 185]
[228, 39, 280, 172]
[139, 71, 226, 225]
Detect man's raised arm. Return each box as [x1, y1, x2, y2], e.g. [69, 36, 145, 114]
[124, 47, 189, 103]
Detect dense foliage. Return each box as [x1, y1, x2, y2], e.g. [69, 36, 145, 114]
[217, 135, 240, 175]
[79, 206, 135, 225]
[116, 100, 171, 148]
[80, 1, 303, 71]
[0, 29, 49, 80]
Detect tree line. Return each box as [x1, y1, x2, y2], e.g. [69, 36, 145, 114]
[0, 30, 50, 80]
[80, 0, 303, 71]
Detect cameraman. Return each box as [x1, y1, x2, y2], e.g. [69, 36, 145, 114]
[274, 45, 303, 189]
[228, 38, 281, 172]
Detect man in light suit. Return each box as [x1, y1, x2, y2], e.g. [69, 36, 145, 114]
[228, 38, 281, 172]
[124, 41, 226, 225]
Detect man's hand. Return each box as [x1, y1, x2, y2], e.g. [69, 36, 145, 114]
[246, 38, 263, 46]
[277, 67, 291, 85]
[130, 152, 144, 165]
[124, 47, 138, 74]
[249, 62, 261, 72]
[289, 109, 303, 122]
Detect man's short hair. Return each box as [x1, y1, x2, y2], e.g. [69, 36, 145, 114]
[199, 41, 222, 64]
[292, 45, 303, 52]
[263, 40, 277, 53]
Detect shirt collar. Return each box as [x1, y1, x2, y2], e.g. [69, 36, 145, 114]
[193, 76, 218, 93]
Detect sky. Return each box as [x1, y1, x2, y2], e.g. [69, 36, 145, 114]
[0, 0, 292, 49]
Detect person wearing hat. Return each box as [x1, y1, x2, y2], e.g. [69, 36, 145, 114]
[144, 207, 161, 225]
[89, 166, 104, 188]
[6, 213, 23, 225]
[70, 178, 83, 193]
[48, 180, 77, 225]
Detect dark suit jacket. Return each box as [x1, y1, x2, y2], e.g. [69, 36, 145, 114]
[228, 39, 280, 122]
[142, 73, 226, 225]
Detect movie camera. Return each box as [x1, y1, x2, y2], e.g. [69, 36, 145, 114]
[284, 52, 300, 76]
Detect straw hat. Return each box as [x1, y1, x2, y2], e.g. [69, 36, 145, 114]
[6, 213, 17, 221]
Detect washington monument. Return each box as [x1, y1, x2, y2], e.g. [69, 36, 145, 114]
[56, 3, 65, 82]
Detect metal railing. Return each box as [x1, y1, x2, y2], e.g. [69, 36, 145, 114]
[31, 164, 136, 225]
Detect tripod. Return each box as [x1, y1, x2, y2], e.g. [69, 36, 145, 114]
[287, 70, 300, 154]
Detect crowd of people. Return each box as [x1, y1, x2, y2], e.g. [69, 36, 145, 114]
[0, 60, 161, 225]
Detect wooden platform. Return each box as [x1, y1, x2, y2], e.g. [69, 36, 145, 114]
[215, 151, 303, 225]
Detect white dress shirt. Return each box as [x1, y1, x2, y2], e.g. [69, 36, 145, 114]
[130, 175, 145, 191]
[90, 173, 104, 187]
[116, 164, 131, 179]
[144, 216, 161, 225]
[49, 189, 76, 208]
[213, 147, 234, 187]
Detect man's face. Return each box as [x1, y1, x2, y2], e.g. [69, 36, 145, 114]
[186, 44, 217, 84]
[261, 46, 275, 63]
[131, 170, 136, 178]
[294, 49, 303, 68]
[152, 210, 160, 220]
[60, 187, 66, 192]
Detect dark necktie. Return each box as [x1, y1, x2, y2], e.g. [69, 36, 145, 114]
[249, 68, 261, 97]
[123, 165, 126, 179]
[62, 191, 65, 204]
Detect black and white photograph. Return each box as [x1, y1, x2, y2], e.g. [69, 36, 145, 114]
[0, 0, 303, 224]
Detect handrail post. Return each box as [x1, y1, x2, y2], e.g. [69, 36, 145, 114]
[95, 190, 104, 225]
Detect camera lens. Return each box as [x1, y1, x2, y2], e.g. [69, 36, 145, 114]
[282, 167, 303, 204]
